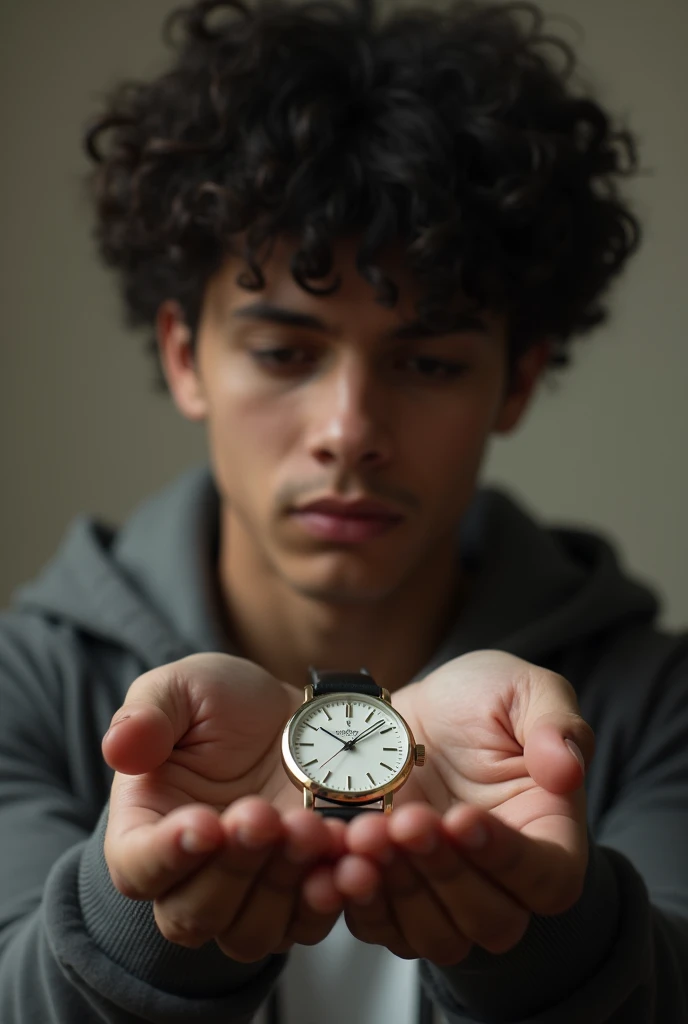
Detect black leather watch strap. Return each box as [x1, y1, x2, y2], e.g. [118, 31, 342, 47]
[317, 805, 382, 821]
[308, 669, 385, 819]
[309, 667, 382, 698]
[314, 793, 384, 819]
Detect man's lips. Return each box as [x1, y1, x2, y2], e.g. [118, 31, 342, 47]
[290, 498, 405, 543]
[295, 498, 405, 520]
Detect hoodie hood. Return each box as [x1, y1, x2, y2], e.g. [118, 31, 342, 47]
[13, 465, 659, 674]
[421, 487, 658, 675]
[13, 466, 223, 669]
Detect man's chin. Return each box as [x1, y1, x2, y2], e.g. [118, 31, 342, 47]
[285, 573, 399, 607]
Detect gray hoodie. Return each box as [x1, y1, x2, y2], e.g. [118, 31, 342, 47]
[0, 464, 686, 1023]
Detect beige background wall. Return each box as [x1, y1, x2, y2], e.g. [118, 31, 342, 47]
[1, 0, 687, 627]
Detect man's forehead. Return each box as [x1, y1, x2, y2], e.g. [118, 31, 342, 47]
[216, 236, 414, 307]
[208, 236, 495, 335]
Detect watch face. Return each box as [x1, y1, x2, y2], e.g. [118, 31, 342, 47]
[284, 694, 412, 799]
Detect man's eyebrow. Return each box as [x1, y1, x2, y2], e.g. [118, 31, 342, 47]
[230, 301, 489, 340]
[231, 302, 334, 333]
[388, 314, 490, 341]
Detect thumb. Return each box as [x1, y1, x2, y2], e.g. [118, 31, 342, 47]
[521, 668, 595, 795]
[102, 663, 190, 775]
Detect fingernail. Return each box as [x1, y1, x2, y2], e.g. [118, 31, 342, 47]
[459, 822, 488, 850]
[180, 830, 218, 855]
[565, 739, 586, 773]
[105, 715, 130, 737]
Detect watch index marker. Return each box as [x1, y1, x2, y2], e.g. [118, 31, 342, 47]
[305, 723, 318, 731]
[365, 710, 375, 723]
[383, 747, 397, 751]
[367, 772, 376, 785]
[303, 759, 319, 767]
[346, 703, 353, 718]
[347, 776, 352, 790]
[380, 762, 393, 771]
[299, 742, 315, 746]
[323, 771, 332, 783]
[380, 727, 394, 734]
[322, 707, 332, 721]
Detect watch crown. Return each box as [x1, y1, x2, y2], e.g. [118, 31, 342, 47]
[414, 744, 426, 767]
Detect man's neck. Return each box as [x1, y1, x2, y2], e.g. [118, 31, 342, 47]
[217, 511, 464, 693]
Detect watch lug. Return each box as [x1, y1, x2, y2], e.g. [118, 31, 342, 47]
[303, 683, 314, 703]
[414, 744, 426, 767]
[384, 792, 393, 814]
[381, 688, 391, 703]
[304, 789, 314, 810]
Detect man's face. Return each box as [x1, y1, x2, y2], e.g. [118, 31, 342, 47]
[165, 238, 543, 605]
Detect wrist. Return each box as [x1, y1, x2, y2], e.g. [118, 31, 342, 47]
[424, 833, 620, 1020]
[79, 804, 276, 998]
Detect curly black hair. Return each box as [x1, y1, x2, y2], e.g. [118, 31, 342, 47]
[85, 0, 641, 381]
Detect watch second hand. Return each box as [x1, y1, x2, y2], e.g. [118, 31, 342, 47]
[319, 744, 349, 770]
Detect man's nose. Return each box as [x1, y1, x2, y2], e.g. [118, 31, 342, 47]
[305, 357, 392, 471]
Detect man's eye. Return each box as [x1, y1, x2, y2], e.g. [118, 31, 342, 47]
[401, 356, 468, 379]
[251, 347, 315, 370]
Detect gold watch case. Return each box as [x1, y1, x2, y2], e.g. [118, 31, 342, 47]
[281, 683, 426, 811]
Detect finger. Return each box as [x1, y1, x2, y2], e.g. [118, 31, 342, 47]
[217, 810, 338, 962]
[105, 800, 226, 900]
[444, 802, 586, 916]
[336, 854, 417, 960]
[153, 798, 285, 948]
[296, 816, 348, 917]
[322, 816, 349, 857]
[103, 654, 294, 776]
[390, 805, 530, 955]
[103, 699, 177, 775]
[342, 808, 470, 964]
[103, 658, 204, 774]
[278, 866, 343, 950]
[382, 849, 470, 965]
[301, 862, 345, 917]
[521, 669, 595, 794]
[336, 811, 395, 904]
[343, 808, 394, 860]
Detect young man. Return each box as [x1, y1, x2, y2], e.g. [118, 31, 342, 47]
[1, 1, 686, 1022]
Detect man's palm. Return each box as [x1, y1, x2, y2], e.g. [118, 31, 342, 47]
[103, 656, 345, 961]
[107, 654, 303, 825]
[394, 651, 588, 850]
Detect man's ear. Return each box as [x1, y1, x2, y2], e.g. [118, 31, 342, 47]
[156, 301, 208, 422]
[493, 338, 551, 435]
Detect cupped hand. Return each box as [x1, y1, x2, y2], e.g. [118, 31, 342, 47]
[333, 650, 595, 963]
[102, 654, 344, 961]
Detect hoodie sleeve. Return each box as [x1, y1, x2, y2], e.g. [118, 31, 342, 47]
[0, 613, 282, 1023]
[420, 640, 688, 1023]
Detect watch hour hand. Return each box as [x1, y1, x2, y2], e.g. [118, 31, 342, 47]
[319, 727, 348, 746]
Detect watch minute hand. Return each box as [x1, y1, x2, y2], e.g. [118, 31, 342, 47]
[346, 719, 385, 749]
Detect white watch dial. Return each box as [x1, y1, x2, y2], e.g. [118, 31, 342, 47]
[289, 695, 410, 795]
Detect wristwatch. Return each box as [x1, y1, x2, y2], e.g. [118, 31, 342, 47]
[281, 668, 425, 820]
